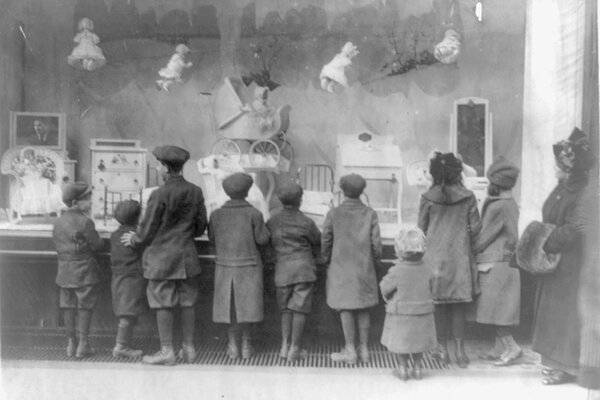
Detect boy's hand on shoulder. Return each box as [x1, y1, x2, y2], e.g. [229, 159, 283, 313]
[72, 231, 86, 243]
[120, 231, 136, 247]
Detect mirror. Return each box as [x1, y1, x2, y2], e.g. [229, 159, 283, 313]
[449, 97, 493, 177]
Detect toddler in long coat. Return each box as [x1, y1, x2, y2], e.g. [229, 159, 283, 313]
[322, 173, 383, 365]
[110, 200, 148, 359]
[469, 156, 522, 366]
[417, 152, 481, 368]
[53, 182, 103, 359]
[380, 227, 436, 380]
[209, 173, 270, 360]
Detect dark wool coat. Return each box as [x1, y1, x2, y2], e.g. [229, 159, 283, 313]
[131, 174, 207, 280]
[417, 185, 481, 303]
[53, 209, 103, 288]
[576, 174, 600, 389]
[209, 199, 270, 323]
[532, 174, 587, 373]
[110, 225, 147, 317]
[380, 260, 437, 354]
[267, 207, 321, 287]
[469, 192, 520, 325]
[321, 198, 382, 310]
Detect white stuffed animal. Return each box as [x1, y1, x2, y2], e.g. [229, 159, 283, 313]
[320, 42, 359, 93]
[197, 154, 270, 221]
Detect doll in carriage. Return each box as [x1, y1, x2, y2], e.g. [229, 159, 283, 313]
[210, 77, 292, 170]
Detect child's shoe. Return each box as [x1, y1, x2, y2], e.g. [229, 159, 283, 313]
[241, 337, 254, 359]
[142, 346, 176, 365]
[227, 332, 240, 360]
[178, 344, 197, 363]
[392, 366, 409, 381]
[358, 343, 370, 363]
[412, 362, 423, 380]
[112, 345, 143, 359]
[66, 338, 77, 357]
[279, 342, 289, 359]
[330, 348, 358, 365]
[75, 340, 94, 359]
[454, 338, 469, 368]
[432, 342, 450, 365]
[287, 346, 308, 362]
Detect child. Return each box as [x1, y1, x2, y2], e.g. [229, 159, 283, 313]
[209, 173, 270, 359]
[321, 173, 382, 364]
[121, 145, 207, 365]
[380, 227, 436, 380]
[53, 182, 103, 358]
[417, 152, 481, 368]
[156, 44, 192, 92]
[470, 156, 522, 366]
[110, 200, 147, 359]
[267, 180, 321, 362]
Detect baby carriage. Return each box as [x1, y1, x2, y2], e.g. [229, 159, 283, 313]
[210, 77, 293, 172]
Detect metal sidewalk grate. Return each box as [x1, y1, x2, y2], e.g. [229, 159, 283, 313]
[1, 331, 449, 370]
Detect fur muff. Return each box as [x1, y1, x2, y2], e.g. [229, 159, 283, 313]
[516, 221, 561, 274]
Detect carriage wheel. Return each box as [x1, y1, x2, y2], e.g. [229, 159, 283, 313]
[210, 139, 242, 162]
[249, 139, 280, 167]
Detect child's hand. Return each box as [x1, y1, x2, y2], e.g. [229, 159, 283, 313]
[72, 231, 86, 243]
[120, 231, 135, 247]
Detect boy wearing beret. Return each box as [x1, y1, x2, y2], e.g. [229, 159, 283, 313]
[267, 180, 321, 362]
[209, 172, 270, 360]
[322, 173, 383, 364]
[110, 200, 148, 359]
[121, 145, 207, 365]
[469, 155, 522, 366]
[53, 182, 103, 358]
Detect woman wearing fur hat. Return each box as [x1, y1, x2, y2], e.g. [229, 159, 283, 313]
[532, 128, 597, 385]
[469, 156, 522, 366]
[417, 152, 481, 368]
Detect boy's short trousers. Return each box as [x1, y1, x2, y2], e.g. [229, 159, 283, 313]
[276, 282, 314, 314]
[146, 277, 198, 309]
[60, 285, 98, 309]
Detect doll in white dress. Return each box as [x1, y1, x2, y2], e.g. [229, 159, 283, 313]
[67, 18, 106, 71]
[319, 42, 359, 93]
[434, 28, 461, 64]
[156, 44, 193, 92]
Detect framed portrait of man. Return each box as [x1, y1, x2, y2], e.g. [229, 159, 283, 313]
[10, 111, 66, 152]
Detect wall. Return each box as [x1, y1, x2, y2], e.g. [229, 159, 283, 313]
[1, 0, 526, 219]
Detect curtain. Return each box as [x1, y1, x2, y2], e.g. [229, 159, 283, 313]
[520, 0, 587, 231]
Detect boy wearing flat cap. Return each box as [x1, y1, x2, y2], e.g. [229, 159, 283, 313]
[110, 200, 147, 359]
[53, 181, 103, 358]
[469, 155, 522, 366]
[121, 145, 207, 365]
[267, 180, 321, 362]
[209, 172, 270, 360]
[322, 173, 383, 364]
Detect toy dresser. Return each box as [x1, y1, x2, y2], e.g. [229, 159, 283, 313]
[89, 139, 147, 225]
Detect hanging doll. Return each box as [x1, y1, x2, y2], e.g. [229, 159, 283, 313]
[156, 44, 193, 92]
[67, 18, 106, 71]
[245, 86, 277, 132]
[319, 42, 359, 93]
[434, 28, 461, 64]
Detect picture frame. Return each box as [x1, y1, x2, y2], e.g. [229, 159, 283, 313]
[9, 111, 66, 152]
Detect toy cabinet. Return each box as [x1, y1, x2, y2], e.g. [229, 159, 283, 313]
[89, 139, 147, 223]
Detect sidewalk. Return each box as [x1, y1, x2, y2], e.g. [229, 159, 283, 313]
[0, 340, 591, 400]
